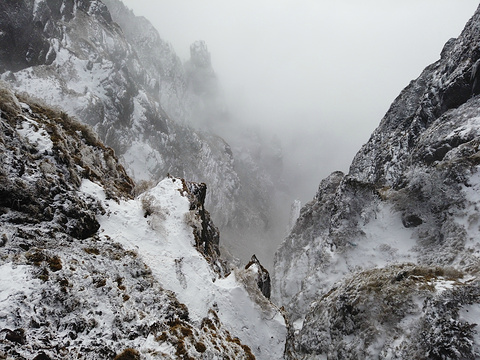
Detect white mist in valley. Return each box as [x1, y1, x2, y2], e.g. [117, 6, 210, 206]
[121, 0, 478, 203]
[118, 0, 479, 268]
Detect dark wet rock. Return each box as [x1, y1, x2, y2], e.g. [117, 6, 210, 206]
[1, 328, 25, 345]
[245, 255, 271, 299]
[180, 177, 228, 275]
[402, 214, 423, 228]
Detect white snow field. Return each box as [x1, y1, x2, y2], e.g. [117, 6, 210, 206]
[81, 177, 287, 359]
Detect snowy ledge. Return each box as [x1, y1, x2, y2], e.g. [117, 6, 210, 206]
[80, 177, 287, 359]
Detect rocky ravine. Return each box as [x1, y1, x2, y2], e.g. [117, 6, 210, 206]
[274, 5, 480, 359]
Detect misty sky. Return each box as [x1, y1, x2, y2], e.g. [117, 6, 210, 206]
[121, 0, 479, 202]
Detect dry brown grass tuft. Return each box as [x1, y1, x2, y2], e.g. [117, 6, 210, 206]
[114, 348, 140, 360]
[0, 84, 21, 117]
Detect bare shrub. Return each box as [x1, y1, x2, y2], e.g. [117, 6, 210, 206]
[141, 194, 167, 234]
[141, 194, 156, 217]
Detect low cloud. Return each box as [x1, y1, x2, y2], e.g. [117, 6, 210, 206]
[121, 0, 479, 202]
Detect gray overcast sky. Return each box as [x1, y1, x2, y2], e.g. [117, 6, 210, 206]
[120, 0, 479, 201]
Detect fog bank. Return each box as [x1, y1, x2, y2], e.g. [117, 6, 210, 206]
[121, 0, 479, 203]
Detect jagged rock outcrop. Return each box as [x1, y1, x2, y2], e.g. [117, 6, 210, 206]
[183, 40, 224, 131]
[100, 0, 189, 122]
[274, 5, 480, 359]
[185, 41, 218, 100]
[0, 85, 286, 359]
[179, 177, 229, 276]
[245, 255, 271, 299]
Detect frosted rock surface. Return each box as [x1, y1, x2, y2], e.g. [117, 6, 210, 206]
[275, 6, 480, 359]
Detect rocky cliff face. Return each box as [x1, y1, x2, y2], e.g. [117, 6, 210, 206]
[100, 0, 190, 123]
[0, 0, 287, 267]
[274, 5, 480, 359]
[0, 0, 236, 200]
[0, 85, 286, 359]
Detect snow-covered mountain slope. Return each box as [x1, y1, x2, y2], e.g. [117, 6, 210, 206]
[274, 5, 480, 359]
[82, 177, 287, 360]
[0, 86, 286, 359]
[97, 1, 291, 268]
[0, 0, 289, 267]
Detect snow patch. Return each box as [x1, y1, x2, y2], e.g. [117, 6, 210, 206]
[447, 116, 480, 139]
[428, 278, 455, 293]
[33, 0, 44, 18]
[0, 264, 41, 339]
[0, 264, 38, 303]
[357, 202, 417, 268]
[16, 117, 53, 153]
[80, 177, 287, 359]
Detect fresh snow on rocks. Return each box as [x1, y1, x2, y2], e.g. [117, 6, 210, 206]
[0, 86, 281, 359]
[82, 177, 287, 359]
[274, 5, 480, 359]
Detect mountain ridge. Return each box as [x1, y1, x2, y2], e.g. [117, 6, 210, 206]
[3, 1, 480, 359]
[0, 84, 286, 359]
